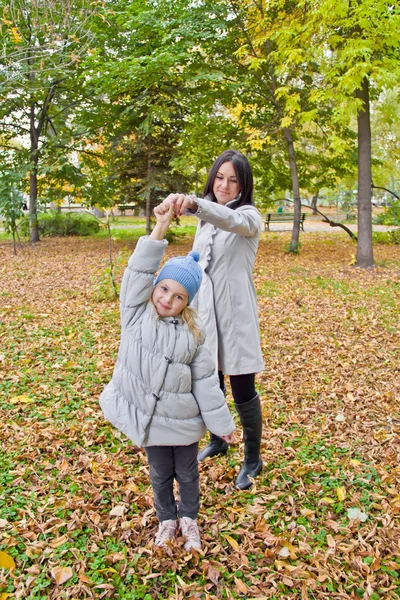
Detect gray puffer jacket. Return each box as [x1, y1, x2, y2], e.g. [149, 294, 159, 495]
[99, 235, 235, 447]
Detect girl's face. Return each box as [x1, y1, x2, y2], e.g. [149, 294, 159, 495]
[152, 279, 188, 317]
[213, 161, 240, 205]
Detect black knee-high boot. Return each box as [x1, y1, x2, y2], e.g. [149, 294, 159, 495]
[197, 432, 228, 461]
[235, 394, 263, 489]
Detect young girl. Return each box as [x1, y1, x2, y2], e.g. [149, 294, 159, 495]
[99, 203, 235, 550]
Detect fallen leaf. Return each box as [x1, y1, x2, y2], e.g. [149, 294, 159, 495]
[207, 566, 220, 586]
[51, 566, 73, 585]
[347, 507, 368, 522]
[336, 486, 346, 501]
[224, 534, 240, 551]
[234, 576, 248, 594]
[49, 534, 68, 549]
[0, 551, 15, 570]
[109, 505, 125, 517]
[9, 394, 34, 404]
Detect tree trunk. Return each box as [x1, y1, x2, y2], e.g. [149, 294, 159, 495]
[29, 105, 40, 243]
[145, 138, 152, 236]
[311, 192, 319, 215]
[355, 77, 373, 268]
[283, 128, 301, 252]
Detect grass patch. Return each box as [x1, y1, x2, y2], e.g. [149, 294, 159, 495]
[0, 234, 399, 599]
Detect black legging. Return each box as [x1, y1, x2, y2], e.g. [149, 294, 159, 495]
[218, 371, 256, 405]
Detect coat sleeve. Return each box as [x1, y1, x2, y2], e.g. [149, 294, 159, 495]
[120, 235, 168, 327]
[190, 342, 236, 436]
[190, 198, 262, 238]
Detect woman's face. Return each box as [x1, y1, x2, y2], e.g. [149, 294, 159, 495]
[212, 161, 240, 205]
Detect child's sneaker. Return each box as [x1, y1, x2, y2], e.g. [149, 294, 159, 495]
[154, 519, 177, 547]
[179, 517, 201, 551]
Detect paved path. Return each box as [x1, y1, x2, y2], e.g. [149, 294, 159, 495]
[265, 218, 396, 234]
[1, 217, 396, 235]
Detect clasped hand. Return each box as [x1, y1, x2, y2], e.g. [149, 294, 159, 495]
[159, 193, 197, 218]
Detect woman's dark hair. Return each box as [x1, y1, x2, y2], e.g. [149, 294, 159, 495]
[203, 149, 254, 209]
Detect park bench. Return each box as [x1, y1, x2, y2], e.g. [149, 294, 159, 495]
[118, 205, 137, 216]
[264, 212, 306, 231]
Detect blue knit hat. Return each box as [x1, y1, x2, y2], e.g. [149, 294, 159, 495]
[154, 251, 202, 305]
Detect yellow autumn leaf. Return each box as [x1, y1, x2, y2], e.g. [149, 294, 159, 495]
[336, 486, 346, 501]
[176, 574, 186, 586]
[350, 459, 361, 466]
[51, 566, 73, 585]
[320, 497, 335, 505]
[300, 508, 315, 519]
[294, 466, 309, 476]
[0, 550, 15, 570]
[281, 541, 298, 559]
[224, 534, 240, 551]
[64, 361, 78, 369]
[0, 593, 11, 600]
[9, 394, 34, 404]
[125, 481, 140, 493]
[10, 27, 23, 43]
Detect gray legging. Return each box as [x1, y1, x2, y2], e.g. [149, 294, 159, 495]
[145, 442, 199, 522]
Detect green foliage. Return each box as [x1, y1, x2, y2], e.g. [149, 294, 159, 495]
[372, 229, 400, 245]
[92, 251, 128, 302]
[19, 211, 100, 237]
[0, 178, 24, 238]
[376, 200, 400, 226]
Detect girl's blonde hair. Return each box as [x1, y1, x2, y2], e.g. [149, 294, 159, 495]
[181, 305, 204, 344]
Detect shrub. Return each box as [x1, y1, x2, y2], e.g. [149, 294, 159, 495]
[92, 250, 129, 302]
[376, 200, 400, 226]
[19, 211, 100, 237]
[372, 229, 400, 245]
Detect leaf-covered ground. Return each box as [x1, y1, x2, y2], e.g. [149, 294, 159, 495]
[0, 233, 399, 600]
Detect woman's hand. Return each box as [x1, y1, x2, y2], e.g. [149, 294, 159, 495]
[220, 432, 235, 444]
[162, 193, 198, 217]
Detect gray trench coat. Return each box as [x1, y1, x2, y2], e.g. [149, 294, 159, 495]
[190, 197, 265, 376]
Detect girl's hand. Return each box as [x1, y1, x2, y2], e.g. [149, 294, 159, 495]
[153, 203, 174, 225]
[220, 432, 235, 444]
[162, 193, 198, 217]
[150, 205, 174, 240]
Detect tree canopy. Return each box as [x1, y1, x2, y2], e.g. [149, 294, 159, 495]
[1, 0, 399, 263]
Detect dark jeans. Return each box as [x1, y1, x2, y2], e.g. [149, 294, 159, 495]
[145, 442, 199, 522]
[218, 371, 256, 405]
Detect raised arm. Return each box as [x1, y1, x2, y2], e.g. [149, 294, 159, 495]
[120, 206, 173, 327]
[162, 194, 261, 238]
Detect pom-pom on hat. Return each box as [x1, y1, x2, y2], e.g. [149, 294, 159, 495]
[154, 250, 202, 305]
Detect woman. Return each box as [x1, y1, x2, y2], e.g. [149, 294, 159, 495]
[162, 149, 264, 490]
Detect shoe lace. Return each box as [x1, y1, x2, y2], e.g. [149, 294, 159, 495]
[156, 521, 175, 542]
[182, 520, 199, 540]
